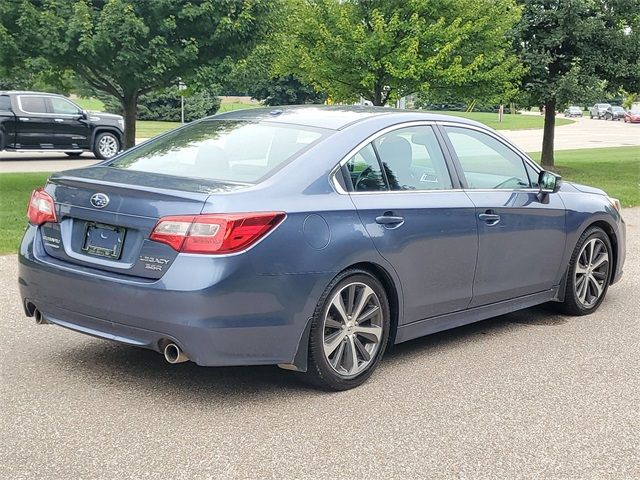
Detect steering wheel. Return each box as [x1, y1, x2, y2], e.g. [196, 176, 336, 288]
[354, 166, 373, 190]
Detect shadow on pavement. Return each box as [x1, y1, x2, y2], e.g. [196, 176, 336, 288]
[47, 304, 567, 400]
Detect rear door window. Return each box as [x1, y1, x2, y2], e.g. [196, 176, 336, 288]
[109, 120, 328, 183]
[0, 95, 11, 111]
[18, 96, 48, 114]
[374, 126, 452, 191]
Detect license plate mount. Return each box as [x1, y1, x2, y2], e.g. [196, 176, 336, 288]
[82, 222, 126, 259]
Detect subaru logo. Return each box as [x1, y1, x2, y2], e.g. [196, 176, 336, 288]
[90, 193, 109, 209]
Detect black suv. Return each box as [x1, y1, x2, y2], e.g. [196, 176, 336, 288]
[0, 91, 124, 159]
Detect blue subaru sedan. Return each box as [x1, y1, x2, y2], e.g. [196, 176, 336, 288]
[19, 106, 626, 390]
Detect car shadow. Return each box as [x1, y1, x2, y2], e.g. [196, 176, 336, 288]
[48, 304, 568, 402]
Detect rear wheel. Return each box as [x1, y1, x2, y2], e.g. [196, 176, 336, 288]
[93, 132, 120, 160]
[306, 270, 390, 390]
[559, 227, 612, 316]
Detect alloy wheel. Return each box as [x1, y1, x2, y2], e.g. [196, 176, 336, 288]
[98, 135, 119, 158]
[323, 282, 384, 378]
[574, 238, 610, 308]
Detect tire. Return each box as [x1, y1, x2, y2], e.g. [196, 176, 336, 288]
[558, 227, 613, 316]
[65, 152, 82, 158]
[93, 132, 120, 160]
[305, 269, 391, 391]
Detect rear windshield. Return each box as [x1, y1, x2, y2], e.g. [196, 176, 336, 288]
[109, 120, 329, 183]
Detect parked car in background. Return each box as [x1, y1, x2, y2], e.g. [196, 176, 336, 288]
[0, 91, 124, 159]
[589, 103, 612, 119]
[564, 106, 583, 117]
[18, 106, 626, 390]
[604, 106, 625, 121]
[623, 109, 640, 123]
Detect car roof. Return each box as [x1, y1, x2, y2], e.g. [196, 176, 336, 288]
[212, 105, 483, 131]
[0, 90, 65, 97]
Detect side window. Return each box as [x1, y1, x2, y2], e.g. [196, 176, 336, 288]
[0, 95, 11, 111]
[374, 126, 452, 191]
[19, 96, 47, 114]
[50, 97, 81, 115]
[345, 143, 388, 192]
[525, 162, 540, 188]
[444, 126, 530, 190]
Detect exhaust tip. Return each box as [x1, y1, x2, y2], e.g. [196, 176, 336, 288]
[163, 343, 189, 364]
[34, 309, 48, 325]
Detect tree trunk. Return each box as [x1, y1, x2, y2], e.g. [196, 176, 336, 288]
[541, 98, 556, 168]
[121, 93, 138, 149]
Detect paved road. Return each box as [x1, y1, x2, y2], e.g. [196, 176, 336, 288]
[502, 115, 640, 152]
[1, 209, 638, 479]
[1, 116, 638, 173]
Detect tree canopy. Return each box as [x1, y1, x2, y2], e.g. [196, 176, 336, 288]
[277, 0, 523, 106]
[513, 0, 640, 166]
[0, 0, 276, 147]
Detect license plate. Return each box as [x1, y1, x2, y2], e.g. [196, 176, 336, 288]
[82, 222, 126, 259]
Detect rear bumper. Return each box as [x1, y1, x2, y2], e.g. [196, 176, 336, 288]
[19, 226, 330, 367]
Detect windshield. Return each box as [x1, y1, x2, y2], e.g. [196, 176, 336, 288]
[612, 107, 624, 112]
[109, 120, 329, 183]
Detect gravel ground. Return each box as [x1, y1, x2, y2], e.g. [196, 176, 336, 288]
[1, 208, 638, 479]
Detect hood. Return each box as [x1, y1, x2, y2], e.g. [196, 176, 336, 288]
[567, 182, 607, 196]
[88, 111, 124, 121]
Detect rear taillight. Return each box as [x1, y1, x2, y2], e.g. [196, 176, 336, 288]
[150, 212, 286, 254]
[27, 188, 57, 225]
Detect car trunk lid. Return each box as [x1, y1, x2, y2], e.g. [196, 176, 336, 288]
[40, 166, 248, 279]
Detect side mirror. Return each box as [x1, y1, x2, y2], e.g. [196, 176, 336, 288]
[538, 170, 562, 194]
[78, 109, 88, 120]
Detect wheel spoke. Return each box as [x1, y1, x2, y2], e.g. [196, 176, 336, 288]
[347, 284, 356, 315]
[577, 275, 589, 303]
[357, 305, 380, 323]
[324, 317, 343, 329]
[591, 252, 609, 269]
[354, 324, 382, 342]
[354, 336, 371, 362]
[330, 340, 346, 369]
[324, 330, 346, 357]
[330, 294, 349, 323]
[344, 335, 359, 375]
[351, 285, 374, 321]
[589, 274, 603, 298]
[575, 263, 588, 275]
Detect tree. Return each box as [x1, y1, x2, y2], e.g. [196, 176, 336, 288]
[514, 0, 640, 167]
[278, 0, 523, 106]
[0, 0, 276, 147]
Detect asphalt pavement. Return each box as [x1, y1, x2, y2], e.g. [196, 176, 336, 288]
[1, 208, 638, 479]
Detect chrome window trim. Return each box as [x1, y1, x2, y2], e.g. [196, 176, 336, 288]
[17, 94, 82, 117]
[329, 120, 542, 195]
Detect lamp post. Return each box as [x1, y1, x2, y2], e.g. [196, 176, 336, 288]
[178, 79, 187, 124]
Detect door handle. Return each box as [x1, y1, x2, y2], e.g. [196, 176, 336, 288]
[478, 211, 501, 225]
[19, 117, 30, 122]
[375, 213, 405, 228]
[54, 118, 64, 123]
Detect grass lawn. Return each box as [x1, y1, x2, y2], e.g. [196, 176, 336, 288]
[0, 172, 50, 254]
[433, 111, 574, 130]
[74, 97, 105, 111]
[528, 146, 639, 207]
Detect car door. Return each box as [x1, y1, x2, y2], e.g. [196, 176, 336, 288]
[342, 124, 478, 323]
[440, 124, 566, 307]
[15, 95, 55, 149]
[46, 96, 90, 149]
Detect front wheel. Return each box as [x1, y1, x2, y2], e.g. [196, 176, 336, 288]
[93, 132, 120, 160]
[306, 270, 390, 390]
[559, 227, 612, 316]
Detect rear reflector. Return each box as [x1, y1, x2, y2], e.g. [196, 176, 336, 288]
[27, 188, 57, 225]
[150, 212, 286, 254]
